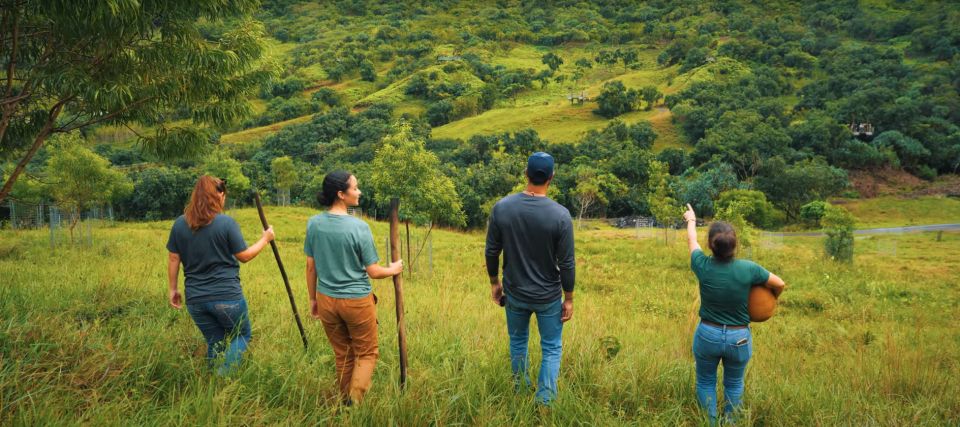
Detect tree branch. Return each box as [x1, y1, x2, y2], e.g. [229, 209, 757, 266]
[4, 6, 18, 98]
[56, 96, 155, 132]
[0, 99, 66, 204]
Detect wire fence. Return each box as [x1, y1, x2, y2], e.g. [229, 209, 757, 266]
[606, 216, 960, 260]
[4, 200, 115, 249]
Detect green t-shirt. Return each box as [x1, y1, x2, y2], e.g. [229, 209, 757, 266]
[304, 212, 380, 299]
[691, 249, 770, 326]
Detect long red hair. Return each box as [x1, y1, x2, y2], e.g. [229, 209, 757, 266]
[185, 175, 225, 231]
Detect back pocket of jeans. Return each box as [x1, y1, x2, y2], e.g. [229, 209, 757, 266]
[730, 337, 752, 362]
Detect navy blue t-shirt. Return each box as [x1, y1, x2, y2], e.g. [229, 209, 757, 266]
[166, 214, 248, 303]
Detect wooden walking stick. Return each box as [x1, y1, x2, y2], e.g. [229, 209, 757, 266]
[389, 198, 409, 389]
[252, 191, 308, 351]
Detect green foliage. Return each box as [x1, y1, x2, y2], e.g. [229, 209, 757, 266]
[822, 203, 855, 262]
[678, 163, 739, 218]
[799, 200, 828, 228]
[0, 0, 272, 189]
[646, 160, 681, 232]
[872, 131, 932, 178]
[755, 157, 848, 221]
[115, 167, 195, 221]
[593, 81, 639, 118]
[202, 150, 251, 199]
[369, 122, 465, 227]
[45, 133, 133, 220]
[426, 100, 454, 126]
[359, 59, 377, 82]
[270, 156, 299, 191]
[696, 111, 792, 178]
[715, 189, 778, 229]
[312, 88, 341, 107]
[570, 164, 626, 227]
[714, 202, 754, 250]
[639, 86, 663, 111]
[541, 52, 564, 72]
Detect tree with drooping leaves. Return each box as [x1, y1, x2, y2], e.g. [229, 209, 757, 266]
[570, 164, 626, 229]
[0, 0, 273, 204]
[44, 133, 132, 242]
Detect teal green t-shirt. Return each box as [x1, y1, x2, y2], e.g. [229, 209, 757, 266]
[304, 212, 380, 298]
[691, 249, 770, 326]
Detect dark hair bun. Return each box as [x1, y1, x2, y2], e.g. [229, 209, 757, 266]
[318, 170, 352, 207]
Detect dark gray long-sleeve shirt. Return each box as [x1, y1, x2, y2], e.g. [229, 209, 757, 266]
[485, 193, 576, 304]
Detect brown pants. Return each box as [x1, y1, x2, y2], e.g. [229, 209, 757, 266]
[317, 293, 378, 403]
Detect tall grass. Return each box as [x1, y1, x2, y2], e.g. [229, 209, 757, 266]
[1, 207, 958, 425]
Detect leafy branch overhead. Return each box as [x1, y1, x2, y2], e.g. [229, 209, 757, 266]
[0, 0, 276, 203]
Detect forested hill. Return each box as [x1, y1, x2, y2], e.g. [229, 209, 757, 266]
[7, 0, 960, 229]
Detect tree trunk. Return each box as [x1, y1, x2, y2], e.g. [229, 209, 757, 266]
[68, 206, 80, 244]
[0, 101, 65, 204]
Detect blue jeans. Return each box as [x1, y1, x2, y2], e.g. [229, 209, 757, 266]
[186, 298, 252, 376]
[692, 322, 752, 423]
[504, 295, 563, 405]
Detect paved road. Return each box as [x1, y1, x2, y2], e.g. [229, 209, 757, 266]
[762, 223, 960, 237]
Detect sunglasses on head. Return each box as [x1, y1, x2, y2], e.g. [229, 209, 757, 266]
[216, 179, 227, 193]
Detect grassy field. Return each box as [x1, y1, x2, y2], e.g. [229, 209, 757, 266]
[1, 206, 958, 425]
[833, 196, 960, 228]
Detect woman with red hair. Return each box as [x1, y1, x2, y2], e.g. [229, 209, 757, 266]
[166, 175, 275, 375]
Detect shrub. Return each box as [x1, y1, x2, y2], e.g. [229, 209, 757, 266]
[799, 200, 827, 228]
[822, 204, 855, 262]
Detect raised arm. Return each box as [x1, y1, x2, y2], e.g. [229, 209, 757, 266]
[764, 272, 786, 298]
[684, 204, 701, 254]
[234, 226, 275, 263]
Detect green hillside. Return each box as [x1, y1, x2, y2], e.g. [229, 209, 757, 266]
[4, 0, 960, 231]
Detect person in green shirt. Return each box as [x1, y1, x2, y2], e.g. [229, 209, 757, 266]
[683, 204, 786, 425]
[304, 170, 402, 406]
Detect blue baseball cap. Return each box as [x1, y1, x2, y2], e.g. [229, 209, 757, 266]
[526, 152, 554, 184]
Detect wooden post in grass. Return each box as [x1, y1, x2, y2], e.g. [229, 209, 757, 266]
[252, 191, 308, 351]
[389, 198, 409, 389]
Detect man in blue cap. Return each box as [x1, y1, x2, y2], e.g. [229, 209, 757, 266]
[485, 151, 576, 406]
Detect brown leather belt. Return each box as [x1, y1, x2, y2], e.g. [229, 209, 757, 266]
[701, 320, 748, 330]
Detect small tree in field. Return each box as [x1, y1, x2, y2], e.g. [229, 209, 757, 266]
[570, 165, 626, 229]
[822, 204, 855, 262]
[370, 122, 466, 268]
[541, 52, 564, 72]
[594, 81, 640, 118]
[271, 156, 298, 206]
[640, 86, 663, 110]
[45, 133, 132, 241]
[646, 160, 681, 244]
